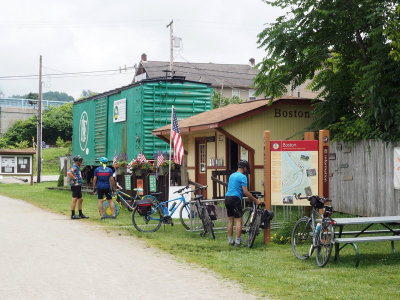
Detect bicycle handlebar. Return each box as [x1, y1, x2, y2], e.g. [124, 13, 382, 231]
[294, 193, 332, 203]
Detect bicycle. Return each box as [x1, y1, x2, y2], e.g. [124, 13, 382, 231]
[190, 185, 215, 239]
[102, 183, 142, 217]
[291, 188, 334, 267]
[241, 192, 268, 248]
[131, 185, 194, 233]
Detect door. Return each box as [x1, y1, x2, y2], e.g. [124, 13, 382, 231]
[195, 138, 207, 197]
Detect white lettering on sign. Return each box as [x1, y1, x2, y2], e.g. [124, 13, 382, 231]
[282, 143, 297, 148]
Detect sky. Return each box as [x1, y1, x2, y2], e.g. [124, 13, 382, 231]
[0, 0, 283, 100]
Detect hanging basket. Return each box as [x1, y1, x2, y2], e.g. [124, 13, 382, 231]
[116, 168, 126, 176]
[158, 165, 168, 175]
[134, 169, 144, 177]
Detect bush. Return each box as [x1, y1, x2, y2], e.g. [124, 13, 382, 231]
[57, 167, 64, 187]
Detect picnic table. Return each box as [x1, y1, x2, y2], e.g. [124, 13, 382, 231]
[333, 216, 400, 267]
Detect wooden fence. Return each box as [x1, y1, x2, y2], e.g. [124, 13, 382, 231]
[330, 140, 400, 217]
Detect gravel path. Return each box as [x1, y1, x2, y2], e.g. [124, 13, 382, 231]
[0, 195, 262, 300]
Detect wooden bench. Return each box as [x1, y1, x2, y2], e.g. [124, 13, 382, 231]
[333, 216, 400, 267]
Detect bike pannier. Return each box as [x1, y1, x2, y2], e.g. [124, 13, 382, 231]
[260, 209, 274, 229]
[206, 204, 217, 221]
[136, 199, 153, 216]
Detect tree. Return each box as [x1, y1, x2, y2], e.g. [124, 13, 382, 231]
[1, 102, 73, 147]
[212, 91, 243, 109]
[43, 91, 74, 102]
[79, 89, 97, 100]
[255, 0, 400, 142]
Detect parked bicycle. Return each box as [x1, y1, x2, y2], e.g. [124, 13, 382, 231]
[291, 188, 334, 267]
[132, 185, 193, 233]
[189, 185, 215, 239]
[102, 183, 141, 217]
[241, 192, 273, 248]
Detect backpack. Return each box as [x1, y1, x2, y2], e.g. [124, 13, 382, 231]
[260, 209, 274, 229]
[206, 204, 217, 221]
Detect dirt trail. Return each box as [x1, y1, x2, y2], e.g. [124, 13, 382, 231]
[0, 195, 262, 299]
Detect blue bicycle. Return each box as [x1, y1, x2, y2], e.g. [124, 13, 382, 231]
[131, 186, 209, 233]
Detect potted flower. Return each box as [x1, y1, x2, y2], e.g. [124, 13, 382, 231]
[128, 159, 153, 176]
[113, 152, 129, 175]
[158, 160, 175, 175]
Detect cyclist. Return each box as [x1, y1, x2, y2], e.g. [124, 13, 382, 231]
[67, 155, 89, 220]
[225, 160, 262, 246]
[93, 157, 116, 220]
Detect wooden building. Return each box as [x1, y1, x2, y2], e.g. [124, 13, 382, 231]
[152, 97, 317, 199]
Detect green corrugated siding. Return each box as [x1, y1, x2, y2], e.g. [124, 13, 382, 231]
[73, 80, 212, 165]
[141, 81, 212, 157]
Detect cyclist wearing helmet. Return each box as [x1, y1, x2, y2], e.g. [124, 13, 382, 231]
[67, 155, 89, 219]
[93, 157, 116, 219]
[225, 160, 262, 246]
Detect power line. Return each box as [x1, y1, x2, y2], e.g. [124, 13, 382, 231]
[0, 66, 136, 80]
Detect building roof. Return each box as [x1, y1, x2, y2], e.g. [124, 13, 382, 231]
[137, 61, 258, 89]
[152, 96, 315, 136]
[0, 148, 36, 155]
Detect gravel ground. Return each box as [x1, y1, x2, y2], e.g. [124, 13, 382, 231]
[0, 195, 264, 300]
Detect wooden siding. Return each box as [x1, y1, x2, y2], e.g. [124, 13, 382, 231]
[330, 140, 400, 216]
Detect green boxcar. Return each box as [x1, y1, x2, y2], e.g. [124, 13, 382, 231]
[72, 78, 212, 165]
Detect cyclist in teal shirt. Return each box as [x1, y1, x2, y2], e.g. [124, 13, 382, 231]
[67, 155, 89, 220]
[225, 160, 262, 246]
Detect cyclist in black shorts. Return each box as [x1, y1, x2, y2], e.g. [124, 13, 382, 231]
[67, 155, 89, 220]
[93, 157, 116, 219]
[225, 160, 262, 246]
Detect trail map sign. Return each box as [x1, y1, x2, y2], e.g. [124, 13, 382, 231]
[271, 140, 318, 205]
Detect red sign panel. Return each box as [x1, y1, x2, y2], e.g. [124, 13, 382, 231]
[271, 140, 319, 151]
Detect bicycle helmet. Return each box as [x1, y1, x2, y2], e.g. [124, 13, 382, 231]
[237, 160, 250, 173]
[99, 157, 108, 164]
[73, 155, 83, 162]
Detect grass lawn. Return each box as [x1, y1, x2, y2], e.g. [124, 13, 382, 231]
[1, 182, 400, 299]
[33, 147, 70, 175]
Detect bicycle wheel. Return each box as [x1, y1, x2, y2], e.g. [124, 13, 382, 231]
[202, 207, 215, 239]
[102, 200, 121, 217]
[248, 211, 261, 248]
[131, 204, 162, 232]
[179, 202, 199, 230]
[241, 207, 252, 235]
[291, 217, 313, 260]
[316, 222, 334, 267]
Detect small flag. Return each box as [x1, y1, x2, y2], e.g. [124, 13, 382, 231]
[156, 154, 165, 168]
[171, 107, 184, 165]
[136, 152, 148, 163]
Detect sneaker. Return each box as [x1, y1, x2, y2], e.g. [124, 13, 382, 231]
[71, 215, 81, 220]
[79, 214, 89, 219]
[234, 242, 243, 247]
[111, 216, 116, 219]
[229, 241, 235, 246]
[101, 216, 106, 220]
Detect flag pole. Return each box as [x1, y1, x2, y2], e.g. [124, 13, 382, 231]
[169, 106, 174, 190]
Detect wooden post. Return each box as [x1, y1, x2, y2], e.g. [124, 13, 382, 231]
[304, 132, 315, 216]
[264, 130, 271, 244]
[318, 130, 330, 198]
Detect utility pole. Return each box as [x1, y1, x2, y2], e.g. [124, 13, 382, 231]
[166, 20, 174, 75]
[37, 55, 42, 183]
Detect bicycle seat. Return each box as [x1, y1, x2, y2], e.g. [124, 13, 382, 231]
[194, 195, 203, 200]
[151, 192, 163, 196]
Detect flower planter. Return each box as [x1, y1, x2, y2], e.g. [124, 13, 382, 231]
[158, 165, 169, 175]
[116, 168, 126, 176]
[134, 169, 144, 177]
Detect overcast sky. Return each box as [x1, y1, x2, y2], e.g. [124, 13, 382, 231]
[0, 0, 283, 99]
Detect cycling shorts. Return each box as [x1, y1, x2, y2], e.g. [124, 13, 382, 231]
[97, 188, 112, 200]
[225, 196, 243, 218]
[71, 186, 82, 199]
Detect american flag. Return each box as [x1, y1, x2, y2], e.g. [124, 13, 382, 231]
[171, 107, 184, 165]
[156, 154, 165, 168]
[136, 152, 148, 163]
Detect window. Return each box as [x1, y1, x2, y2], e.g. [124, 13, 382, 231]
[232, 88, 240, 98]
[200, 144, 206, 173]
[249, 89, 256, 101]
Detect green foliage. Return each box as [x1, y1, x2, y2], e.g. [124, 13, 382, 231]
[14, 140, 30, 149]
[78, 89, 97, 100]
[43, 91, 74, 102]
[1, 102, 73, 147]
[57, 168, 64, 187]
[212, 91, 243, 109]
[256, 0, 400, 142]
[271, 221, 295, 245]
[386, 5, 400, 61]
